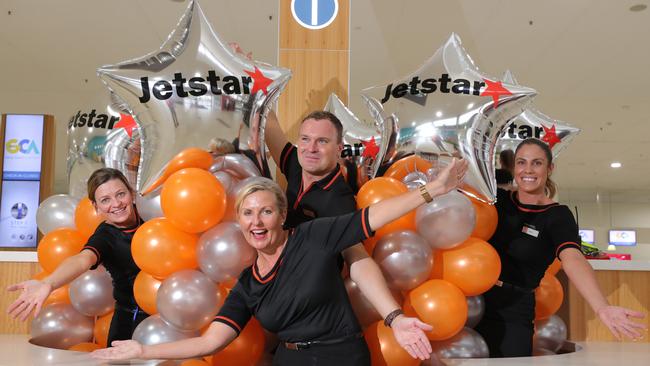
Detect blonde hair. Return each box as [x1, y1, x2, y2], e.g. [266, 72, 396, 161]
[208, 138, 235, 155]
[235, 177, 288, 215]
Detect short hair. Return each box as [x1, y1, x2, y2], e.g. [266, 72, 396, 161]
[301, 111, 343, 143]
[235, 177, 288, 215]
[86, 168, 133, 203]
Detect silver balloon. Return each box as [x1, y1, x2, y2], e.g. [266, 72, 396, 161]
[68, 266, 115, 317]
[213, 170, 238, 193]
[325, 93, 382, 189]
[372, 230, 433, 291]
[344, 277, 403, 328]
[157, 270, 223, 331]
[135, 186, 164, 221]
[35, 194, 77, 234]
[534, 315, 567, 352]
[210, 153, 261, 180]
[30, 303, 94, 349]
[197, 221, 256, 284]
[97, 0, 291, 195]
[499, 70, 580, 159]
[465, 295, 485, 328]
[132, 314, 199, 346]
[429, 327, 489, 359]
[361, 33, 537, 203]
[416, 190, 476, 249]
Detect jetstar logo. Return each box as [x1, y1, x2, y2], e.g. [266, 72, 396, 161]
[380, 74, 512, 107]
[341, 137, 379, 159]
[138, 66, 273, 103]
[504, 123, 562, 148]
[68, 109, 120, 129]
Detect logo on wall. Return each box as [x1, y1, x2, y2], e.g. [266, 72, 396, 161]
[5, 139, 41, 155]
[291, 0, 339, 30]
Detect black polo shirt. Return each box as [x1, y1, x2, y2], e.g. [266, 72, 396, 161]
[81, 217, 144, 308]
[279, 143, 356, 229]
[489, 189, 581, 289]
[214, 208, 374, 342]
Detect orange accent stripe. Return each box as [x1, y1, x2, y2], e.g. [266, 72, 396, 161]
[253, 263, 279, 284]
[323, 169, 342, 190]
[361, 208, 371, 239]
[510, 192, 558, 212]
[81, 246, 101, 265]
[556, 241, 579, 256]
[293, 180, 314, 210]
[214, 316, 242, 333]
[122, 227, 139, 233]
[281, 144, 294, 172]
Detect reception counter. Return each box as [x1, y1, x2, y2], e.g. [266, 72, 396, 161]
[564, 259, 650, 343]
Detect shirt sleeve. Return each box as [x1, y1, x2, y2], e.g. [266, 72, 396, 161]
[213, 283, 252, 336]
[279, 143, 296, 176]
[81, 229, 110, 270]
[298, 207, 374, 254]
[548, 206, 582, 258]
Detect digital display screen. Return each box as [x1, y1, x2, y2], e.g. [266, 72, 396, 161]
[0, 180, 40, 247]
[608, 230, 636, 246]
[578, 229, 595, 244]
[3, 115, 45, 180]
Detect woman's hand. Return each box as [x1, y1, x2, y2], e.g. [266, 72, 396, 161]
[429, 158, 469, 197]
[6, 280, 52, 321]
[91, 340, 144, 360]
[390, 315, 433, 360]
[597, 305, 646, 340]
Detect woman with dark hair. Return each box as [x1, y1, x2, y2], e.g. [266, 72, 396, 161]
[7, 168, 149, 344]
[495, 148, 515, 188]
[475, 138, 646, 357]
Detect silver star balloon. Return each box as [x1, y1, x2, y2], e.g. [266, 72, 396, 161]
[97, 0, 291, 195]
[499, 70, 580, 159]
[324, 93, 382, 191]
[361, 33, 537, 203]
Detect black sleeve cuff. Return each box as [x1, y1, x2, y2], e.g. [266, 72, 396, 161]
[361, 207, 375, 240]
[213, 316, 243, 335]
[81, 247, 101, 270]
[556, 242, 581, 258]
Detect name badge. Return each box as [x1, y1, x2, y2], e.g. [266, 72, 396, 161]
[522, 224, 539, 238]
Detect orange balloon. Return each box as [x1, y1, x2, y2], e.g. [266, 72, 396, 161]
[180, 359, 210, 366]
[161, 168, 227, 233]
[44, 284, 71, 306]
[37, 228, 86, 273]
[357, 177, 416, 253]
[68, 342, 101, 352]
[384, 155, 434, 182]
[546, 259, 562, 276]
[429, 237, 501, 296]
[211, 318, 265, 366]
[535, 274, 564, 320]
[133, 271, 162, 315]
[74, 198, 105, 239]
[94, 311, 114, 348]
[132, 218, 199, 279]
[143, 147, 214, 195]
[363, 321, 419, 366]
[469, 197, 498, 240]
[404, 279, 467, 340]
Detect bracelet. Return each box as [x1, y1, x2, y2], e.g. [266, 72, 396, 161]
[418, 184, 433, 203]
[384, 309, 404, 328]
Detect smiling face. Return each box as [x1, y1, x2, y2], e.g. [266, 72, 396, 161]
[297, 118, 343, 178]
[514, 144, 554, 196]
[92, 178, 137, 227]
[237, 190, 287, 251]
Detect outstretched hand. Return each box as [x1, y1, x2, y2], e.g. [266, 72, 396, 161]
[391, 315, 433, 360]
[6, 280, 52, 321]
[597, 305, 647, 340]
[91, 340, 144, 360]
[431, 158, 469, 195]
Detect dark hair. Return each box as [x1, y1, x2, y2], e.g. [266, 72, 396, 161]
[301, 111, 343, 143]
[515, 138, 556, 198]
[87, 168, 133, 203]
[499, 149, 515, 173]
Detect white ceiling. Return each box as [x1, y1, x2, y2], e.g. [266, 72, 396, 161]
[0, 0, 648, 196]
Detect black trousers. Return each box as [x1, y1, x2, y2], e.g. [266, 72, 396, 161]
[273, 337, 370, 366]
[106, 305, 149, 346]
[475, 285, 536, 358]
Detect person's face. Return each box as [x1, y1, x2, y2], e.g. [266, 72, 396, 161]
[297, 118, 343, 177]
[93, 179, 136, 226]
[514, 144, 553, 195]
[237, 190, 286, 251]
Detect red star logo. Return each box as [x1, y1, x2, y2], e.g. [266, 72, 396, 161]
[361, 137, 379, 158]
[244, 66, 273, 95]
[113, 114, 137, 138]
[480, 79, 513, 108]
[541, 124, 562, 149]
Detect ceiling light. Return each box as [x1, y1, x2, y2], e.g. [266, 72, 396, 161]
[610, 162, 622, 168]
[630, 4, 647, 12]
